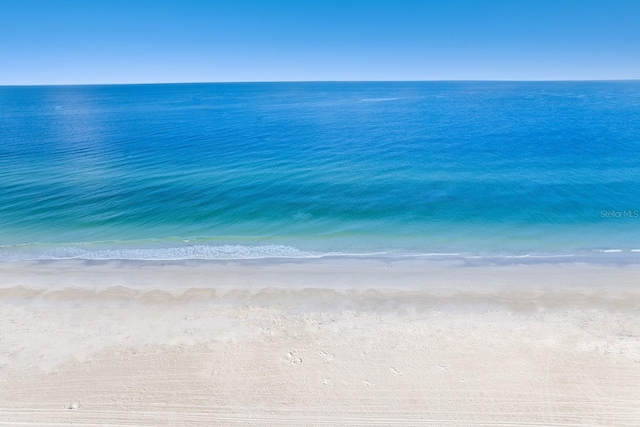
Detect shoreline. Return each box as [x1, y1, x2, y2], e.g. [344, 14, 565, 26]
[3, 240, 640, 265]
[2, 256, 640, 292]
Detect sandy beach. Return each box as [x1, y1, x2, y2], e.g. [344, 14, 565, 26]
[1, 258, 639, 426]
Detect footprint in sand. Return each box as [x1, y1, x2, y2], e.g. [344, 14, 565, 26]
[318, 350, 334, 363]
[389, 367, 403, 376]
[285, 350, 303, 365]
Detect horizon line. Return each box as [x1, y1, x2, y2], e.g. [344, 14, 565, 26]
[2, 78, 640, 88]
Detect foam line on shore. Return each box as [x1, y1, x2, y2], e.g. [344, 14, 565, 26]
[1, 257, 640, 295]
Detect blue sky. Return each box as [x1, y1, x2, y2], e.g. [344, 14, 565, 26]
[1, 0, 639, 84]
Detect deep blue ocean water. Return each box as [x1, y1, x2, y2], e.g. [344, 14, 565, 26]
[1, 82, 639, 260]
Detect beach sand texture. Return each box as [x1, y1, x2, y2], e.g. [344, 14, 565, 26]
[1, 258, 639, 426]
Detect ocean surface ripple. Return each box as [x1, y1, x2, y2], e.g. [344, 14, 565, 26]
[1, 82, 639, 260]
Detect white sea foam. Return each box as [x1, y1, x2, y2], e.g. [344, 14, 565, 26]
[0, 244, 318, 261]
[1, 243, 639, 263]
[39, 245, 319, 260]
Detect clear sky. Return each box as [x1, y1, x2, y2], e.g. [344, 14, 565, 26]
[1, 0, 639, 85]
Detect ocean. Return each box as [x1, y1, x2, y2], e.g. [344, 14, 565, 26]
[1, 81, 639, 261]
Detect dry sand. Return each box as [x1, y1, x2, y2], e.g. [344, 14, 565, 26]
[1, 258, 639, 426]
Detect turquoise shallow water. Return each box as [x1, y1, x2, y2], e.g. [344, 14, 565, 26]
[1, 82, 639, 260]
